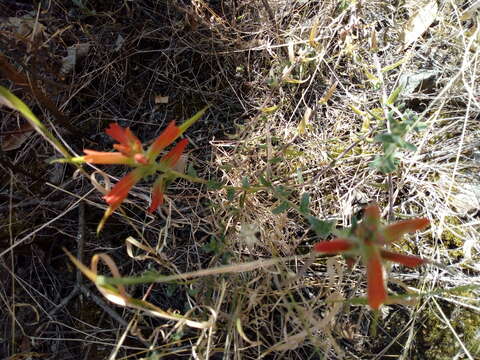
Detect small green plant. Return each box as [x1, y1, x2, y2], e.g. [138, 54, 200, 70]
[370, 106, 426, 173]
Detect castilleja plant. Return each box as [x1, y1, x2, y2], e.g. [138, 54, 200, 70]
[68, 107, 208, 232]
[313, 204, 430, 310]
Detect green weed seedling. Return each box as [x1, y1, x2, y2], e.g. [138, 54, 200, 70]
[370, 105, 427, 173]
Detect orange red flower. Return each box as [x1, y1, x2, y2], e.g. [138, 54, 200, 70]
[312, 204, 430, 309]
[60, 106, 208, 232]
[79, 122, 191, 232]
[367, 248, 387, 310]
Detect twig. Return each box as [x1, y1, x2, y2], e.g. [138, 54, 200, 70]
[48, 202, 86, 317]
[78, 285, 128, 327]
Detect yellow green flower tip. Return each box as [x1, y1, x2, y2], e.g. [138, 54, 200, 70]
[96, 207, 113, 235]
[178, 105, 210, 134]
[51, 156, 86, 164]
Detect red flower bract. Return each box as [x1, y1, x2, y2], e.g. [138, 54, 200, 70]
[367, 248, 387, 310]
[313, 238, 353, 253]
[103, 170, 142, 211]
[161, 138, 188, 167]
[65, 106, 208, 233]
[380, 250, 427, 267]
[106, 123, 143, 156]
[383, 218, 430, 243]
[148, 121, 181, 160]
[148, 177, 165, 213]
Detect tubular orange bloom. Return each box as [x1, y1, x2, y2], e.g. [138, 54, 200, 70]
[106, 123, 143, 156]
[147, 121, 181, 160]
[103, 169, 143, 210]
[380, 250, 427, 267]
[83, 150, 131, 164]
[313, 238, 353, 254]
[106, 123, 130, 144]
[383, 218, 430, 243]
[367, 249, 387, 310]
[148, 176, 165, 213]
[160, 138, 188, 167]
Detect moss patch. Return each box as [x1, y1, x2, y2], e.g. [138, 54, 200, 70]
[416, 299, 480, 359]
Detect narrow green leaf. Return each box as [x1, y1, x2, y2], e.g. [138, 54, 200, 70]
[241, 177, 250, 188]
[207, 180, 223, 190]
[386, 85, 403, 105]
[272, 202, 290, 214]
[258, 175, 271, 187]
[296, 168, 304, 184]
[178, 105, 210, 135]
[0, 86, 72, 159]
[187, 163, 198, 177]
[299, 192, 310, 214]
[227, 188, 236, 202]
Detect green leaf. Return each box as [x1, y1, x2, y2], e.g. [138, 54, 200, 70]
[272, 202, 290, 214]
[386, 85, 403, 105]
[202, 236, 224, 254]
[187, 163, 198, 177]
[269, 157, 283, 164]
[166, 283, 178, 297]
[370, 155, 397, 173]
[242, 176, 250, 188]
[307, 216, 333, 239]
[296, 168, 304, 184]
[414, 121, 427, 132]
[274, 186, 291, 197]
[375, 133, 396, 144]
[258, 175, 271, 187]
[207, 180, 223, 190]
[0, 86, 72, 159]
[227, 188, 236, 202]
[299, 192, 310, 214]
[400, 141, 417, 151]
[178, 105, 210, 135]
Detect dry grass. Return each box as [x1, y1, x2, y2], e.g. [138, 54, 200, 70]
[1, 0, 479, 359]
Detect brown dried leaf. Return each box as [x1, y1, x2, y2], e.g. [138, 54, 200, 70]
[154, 95, 169, 104]
[401, 1, 438, 48]
[60, 43, 91, 75]
[4, 15, 46, 38]
[1, 122, 34, 151]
